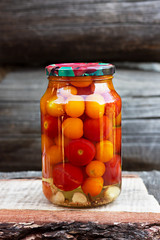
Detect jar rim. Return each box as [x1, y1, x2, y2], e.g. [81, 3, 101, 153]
[45, 63, 115, 77]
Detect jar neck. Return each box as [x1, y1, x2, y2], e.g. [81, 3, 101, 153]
[47, 75, 114, 90]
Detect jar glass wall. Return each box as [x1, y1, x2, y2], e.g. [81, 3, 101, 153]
[40, 63, 122, 207]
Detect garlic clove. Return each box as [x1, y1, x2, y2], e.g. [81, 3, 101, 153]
[104, 186, 120, 201]
[72, 192, 88, 204]
[51, 191, 65, 204]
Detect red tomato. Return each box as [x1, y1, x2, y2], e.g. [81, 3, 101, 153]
[103, 90, 121, 118]
[103, 155, 121, 185]
[81, 166, 88, 182]
[41, 115, 60, 139]
[83, 116, 112, 141]
[65, 138, 95, 166]
[53, 163, 83, 191]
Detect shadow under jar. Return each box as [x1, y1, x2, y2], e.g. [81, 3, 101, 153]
[40, 63, 122, 208]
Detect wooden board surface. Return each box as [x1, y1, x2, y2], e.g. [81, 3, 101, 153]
[0, 176, 159, 213]
[0, 68, 160, 171]
[0, 175, 159, 239]
[0, 170, 160, 204]
[0, 0, 160, 65]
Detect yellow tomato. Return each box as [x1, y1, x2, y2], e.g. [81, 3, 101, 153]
[65, 95, 85, 117]
[85, 94, 105, 119]
[96, 140, 113, 162]
[46, 95, 64, 117]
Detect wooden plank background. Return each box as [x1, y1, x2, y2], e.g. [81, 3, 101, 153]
[0, 68, 160, 171]
[0, 0, 160, 65]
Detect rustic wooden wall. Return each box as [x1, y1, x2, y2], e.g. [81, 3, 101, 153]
[0, 68, 160, 171]
[0, 0, 160, 65]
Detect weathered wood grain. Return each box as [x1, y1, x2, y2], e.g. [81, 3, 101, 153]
[0, 216, 160, 240]
[0, 0, 160, 65]
[0, 68, 160, 171]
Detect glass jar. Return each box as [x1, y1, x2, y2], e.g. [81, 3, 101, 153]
[40, 63, 122, 208]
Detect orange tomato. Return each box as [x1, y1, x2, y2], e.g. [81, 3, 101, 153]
[65, 95, 85, 117]
[46, 145, 62, 165]
[82, 177, 104, 197]
[70, 76, 92, 88]
[85, 94, 105, 119]
[46, 95, 64, 117]
[42, 182, 53, 200]
[40, 88, 53, 115]
[62, 118, 83, 139]
[96, 140, 113, 163]
[86, 160, 105, 177]
[41, 134, 54, 153]
[59, 86, 77, 97]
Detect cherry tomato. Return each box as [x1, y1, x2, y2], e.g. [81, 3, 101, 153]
[46, 95, 64, 117]
[96, 140, 113, 163]
[86, 160, 105, 177]
[77, 83, 95, 95]
[53, 163, 83, 191]
[62, 117, 83, 139]
[46, 145, 62, 165]
[70, 76, 92, 87]
[84, 116, 112, 141]
[85, 94, 105, 119]
[65, 138, 96, 166]
[41, 115, 60, 139]
[103, 90, 121, 118]
[103, 155, 121, 185]
[82, 177, 104, 197]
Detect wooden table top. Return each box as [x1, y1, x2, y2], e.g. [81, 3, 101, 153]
[0, 172, 159, 239]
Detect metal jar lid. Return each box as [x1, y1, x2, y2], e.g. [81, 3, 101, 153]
[45, 63, 115, 77]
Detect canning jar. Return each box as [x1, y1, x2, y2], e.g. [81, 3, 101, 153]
[40, 63, 122, 207]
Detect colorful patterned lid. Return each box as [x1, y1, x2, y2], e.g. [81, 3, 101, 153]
[45, 63, 115, 77]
